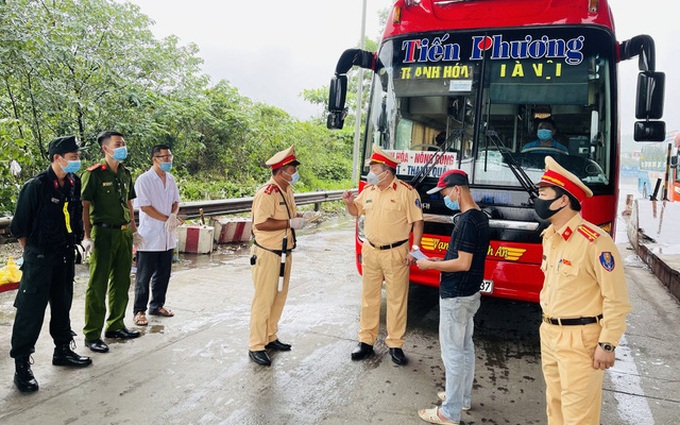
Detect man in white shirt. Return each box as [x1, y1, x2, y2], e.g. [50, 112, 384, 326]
[132, 144, 181, 326]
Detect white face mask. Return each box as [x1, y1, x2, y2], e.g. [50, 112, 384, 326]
[366, 169, 387, 185]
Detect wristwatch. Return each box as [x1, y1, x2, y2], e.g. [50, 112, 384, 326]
[411, 244, 419, 251]
[598, 342, 616, 352]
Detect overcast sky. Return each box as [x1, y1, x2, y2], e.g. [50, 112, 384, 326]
[120, 0, 678, 137]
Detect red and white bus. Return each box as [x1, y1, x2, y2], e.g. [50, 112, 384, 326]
[328, 0, 665, 302]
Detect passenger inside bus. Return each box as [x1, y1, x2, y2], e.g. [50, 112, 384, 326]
[521, 120, 569, 154]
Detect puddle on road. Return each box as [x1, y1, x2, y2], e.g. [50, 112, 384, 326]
[173, 243, 250, 271]
[149, 325, 165, 334]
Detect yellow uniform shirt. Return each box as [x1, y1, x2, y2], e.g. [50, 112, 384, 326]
[354, 178, 424, 246]
[251, 178, 297, 251]
[540, 213, 631, 345]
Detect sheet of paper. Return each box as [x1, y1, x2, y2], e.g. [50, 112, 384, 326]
[410, 249, 430, 261]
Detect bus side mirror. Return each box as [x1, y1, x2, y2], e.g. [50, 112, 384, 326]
[635, 71, 664, 119]
[633, 71, 665, 141]
[327, 75, 348, 129]
[671, 156, 678, 169]
[634, 121, 666, 141]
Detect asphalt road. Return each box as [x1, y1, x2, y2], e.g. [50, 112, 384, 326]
[0, 214, 678, 424]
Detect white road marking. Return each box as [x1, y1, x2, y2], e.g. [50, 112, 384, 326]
[610, 334, 654, 424]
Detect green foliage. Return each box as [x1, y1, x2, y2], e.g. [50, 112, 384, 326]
[0, 0, 372, 211]
[0, 121, 32, 215]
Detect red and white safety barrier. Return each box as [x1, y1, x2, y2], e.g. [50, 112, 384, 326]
[212, 218, 252, 243]
[177, 225, 214, 254]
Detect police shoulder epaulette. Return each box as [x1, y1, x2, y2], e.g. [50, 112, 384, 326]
[86, 163, 103, 172]
[263, 184, 279, 195]
[577, 224, 600, 242]
[398, 181, 414, 190]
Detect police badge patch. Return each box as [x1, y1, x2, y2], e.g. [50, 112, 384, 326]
[415, 199, 421, 208]
[599, 252, 615, 272]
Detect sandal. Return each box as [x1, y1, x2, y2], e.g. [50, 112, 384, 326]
[134, 311, 148, 326]
[437, 392, 471, 410]
[418, 407, 459, 425]
[149, 307, 174, 317]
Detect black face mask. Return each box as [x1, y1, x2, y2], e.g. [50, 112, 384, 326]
[534, 196, 564, 220]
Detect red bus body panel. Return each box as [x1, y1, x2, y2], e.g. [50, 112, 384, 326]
[385, 0, 615, 37]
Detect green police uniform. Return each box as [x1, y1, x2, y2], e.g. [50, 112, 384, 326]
[81, 162, 136, 340]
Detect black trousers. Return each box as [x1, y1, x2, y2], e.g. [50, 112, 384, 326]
[11, 247, 75, 359]
[133, 249, 173, 314]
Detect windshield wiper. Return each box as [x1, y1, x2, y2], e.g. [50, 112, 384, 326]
[484, 127, 539, 201]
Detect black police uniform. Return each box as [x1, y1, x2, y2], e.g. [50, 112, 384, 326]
[10, 161, 91, 392]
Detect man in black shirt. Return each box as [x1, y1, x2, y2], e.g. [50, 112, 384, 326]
[9, 136, 93, 393]
[416, 169, 489, 425]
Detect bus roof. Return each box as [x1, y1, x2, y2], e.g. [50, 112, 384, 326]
[384, 0, 616, 37]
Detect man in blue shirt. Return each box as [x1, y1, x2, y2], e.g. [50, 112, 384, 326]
[415, 169, 490, 425]
[522, 121, 569, 154]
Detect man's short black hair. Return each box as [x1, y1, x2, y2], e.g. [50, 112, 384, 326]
[97, 131, 124, 146]
[151, 144, 171, 159]
[554, 187, 581, 211]
[537, 120, 556, 132]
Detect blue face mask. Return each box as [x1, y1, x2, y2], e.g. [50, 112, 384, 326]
[111, 146, 128, 161]
[61, 159, 81, 174]
[444, 195, 460, 211]
[537, 129, 553, 141]
[159, 161, 172, 172]
[284, 170, 300, 185]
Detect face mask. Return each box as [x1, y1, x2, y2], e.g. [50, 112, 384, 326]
[159, 161, 172, 172]
[537, 129, 553, 141]
[283, 170, 300, 185]
[60, 159, 81, 174]
[533, 196, 564, 220]
[366, 170, 386, 185]
[110, 146, 128, 161]
[444, 195, 460, 211]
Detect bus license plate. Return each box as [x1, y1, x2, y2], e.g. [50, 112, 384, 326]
[480, 280, 493, 294]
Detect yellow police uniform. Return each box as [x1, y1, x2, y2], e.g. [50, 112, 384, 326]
[537, 157, 631, 425]
[249, 147, 299, 352]
[353, 146, 424, 348]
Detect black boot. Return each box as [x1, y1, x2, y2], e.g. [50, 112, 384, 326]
[14, 357, 39, 393]
[52, 342, 93, 367]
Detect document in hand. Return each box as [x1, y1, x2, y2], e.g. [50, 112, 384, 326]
[410, 249, 430, 261]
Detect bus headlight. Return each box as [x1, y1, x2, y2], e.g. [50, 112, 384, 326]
[357, 215, 366, 242]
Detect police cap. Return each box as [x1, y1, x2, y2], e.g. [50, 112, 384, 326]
[266, 145, 300, 170]
[366, 145, 400, 169]
[48, 135, 83, 157]
[536, 156, 593, 202]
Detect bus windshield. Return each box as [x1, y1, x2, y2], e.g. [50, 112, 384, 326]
[363, 27, 615, 205]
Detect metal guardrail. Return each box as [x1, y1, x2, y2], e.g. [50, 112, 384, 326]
[178, 189, 350, 219]
[0, 189, 352, 233]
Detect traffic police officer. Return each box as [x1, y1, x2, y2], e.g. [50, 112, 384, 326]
[342, 145, 424, 365]
[248, 146, 308, 366]
[81, 131, 141, 353]
[10, 135, 92, 393]
[535, 156, 631, 425]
